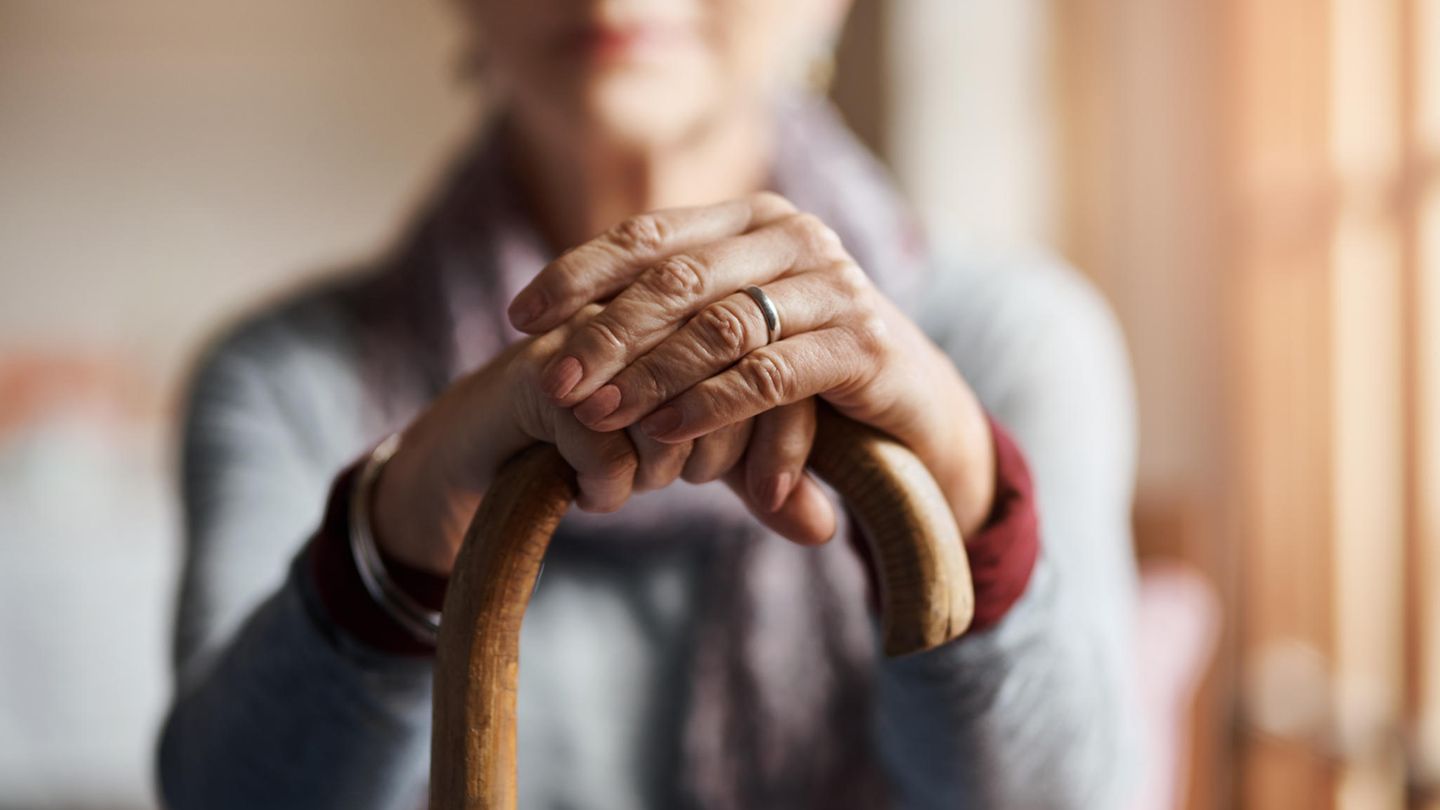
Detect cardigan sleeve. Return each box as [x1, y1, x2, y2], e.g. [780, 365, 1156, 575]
[875, 254, 1143, 809]
[157, 311, 434, 810]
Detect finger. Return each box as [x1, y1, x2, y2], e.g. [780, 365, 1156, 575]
[508, 192, 796, 333]
[680, 418, 752, 484]
[723, 467, 837, 546]
[551, 411, 637, 513]
[744, 400, 816, 512]
[539, 214, 847, 405]
[628, 428, 693, 492]
[515, 301, 607, 369]
[505, 301, 606, 444]
[574, 268, 861, 431]
[639, 327, 882, 444]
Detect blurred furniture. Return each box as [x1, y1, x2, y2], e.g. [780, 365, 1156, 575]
[0, 354, 171, 810]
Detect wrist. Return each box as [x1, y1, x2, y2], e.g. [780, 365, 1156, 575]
[372, 355, 528, 576]
[350, 435, 442, 642]
[884, 331, 997, 537]
[308, 459, 449, 656]
[371, 432, 457, 575]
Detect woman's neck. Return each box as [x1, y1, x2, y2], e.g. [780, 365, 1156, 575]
[503, 106, 773, 251]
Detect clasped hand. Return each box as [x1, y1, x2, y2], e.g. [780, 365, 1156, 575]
[375, 193, 992, 575]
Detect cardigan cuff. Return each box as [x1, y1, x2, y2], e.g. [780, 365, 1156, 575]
[308, 459, 449, 657]
[964, 414, 1041, 632]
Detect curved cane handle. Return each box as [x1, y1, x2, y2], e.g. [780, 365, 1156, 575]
[430, 405, 974, 810]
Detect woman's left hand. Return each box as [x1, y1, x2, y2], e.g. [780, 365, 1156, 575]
[507, 193, 997, 537]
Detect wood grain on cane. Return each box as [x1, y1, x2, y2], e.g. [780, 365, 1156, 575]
[430, 405, 974, 810]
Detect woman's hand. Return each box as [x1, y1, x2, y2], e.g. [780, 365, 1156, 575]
[369, 302, 834, 577]
[509, 308, 838, 547]
[506, 193, 998, 538]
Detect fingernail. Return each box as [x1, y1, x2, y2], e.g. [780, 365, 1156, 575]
[543, 356, 584, 399]
[508, 293, 545, 329]
[574, 385, 622, 427]
[640, 406, 682, 439]
[763, 472, 793, 513]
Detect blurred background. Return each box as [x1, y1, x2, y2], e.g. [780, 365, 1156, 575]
[0, 1, 1435, 808]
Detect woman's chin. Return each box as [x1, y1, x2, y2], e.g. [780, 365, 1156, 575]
[573, 73, 719, 148]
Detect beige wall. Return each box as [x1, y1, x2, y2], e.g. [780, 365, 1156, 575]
[0, 0, 471, 391]
[883, 0, 1062, 248]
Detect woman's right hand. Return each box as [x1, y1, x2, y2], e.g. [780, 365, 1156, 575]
[368, 305, 837, 578]
[368, 305, 660, 576]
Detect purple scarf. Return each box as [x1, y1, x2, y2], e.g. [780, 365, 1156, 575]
[355, 96, 930, 808]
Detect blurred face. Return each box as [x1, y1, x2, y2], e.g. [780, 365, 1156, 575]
[461, 0, 844, 149]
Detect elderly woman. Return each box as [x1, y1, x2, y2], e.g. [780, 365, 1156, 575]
[157, 1, 1140, 808]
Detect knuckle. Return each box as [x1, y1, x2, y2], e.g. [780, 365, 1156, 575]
[695, 300, 753, 357]
[749, 191, 796, 218]
[854, 311, 890, 354]
[574, 301, 606, 322]
[788, 211, 825, 234]
[681, 443, 724, 484]
[598, 444, 638, 480]
[583, 316, 629, 353]
[609, 214, 669, 255]
[645, 254, 707, 300]
[832, 261, 871, 297]
[626, 357, 669, 403]
[788, 212, 843, 256]
[740, 350, 795, 402]
[540, 263, 583, 304]
[641, 443, 689, 489]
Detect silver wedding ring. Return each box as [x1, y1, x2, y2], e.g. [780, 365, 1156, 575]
[742, 285, 782, 345]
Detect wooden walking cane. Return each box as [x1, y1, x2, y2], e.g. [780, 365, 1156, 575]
[430, 405, 975, 810]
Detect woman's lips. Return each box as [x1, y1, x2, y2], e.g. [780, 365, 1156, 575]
[561, 21, 693, 63]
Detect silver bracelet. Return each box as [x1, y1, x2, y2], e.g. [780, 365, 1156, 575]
[349, 432, 442, 644]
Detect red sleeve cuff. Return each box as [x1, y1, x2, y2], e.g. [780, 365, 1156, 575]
[308, 459, 450, 656]
[846, 413, 1040, 636]
[964, 414, 1041, 632]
